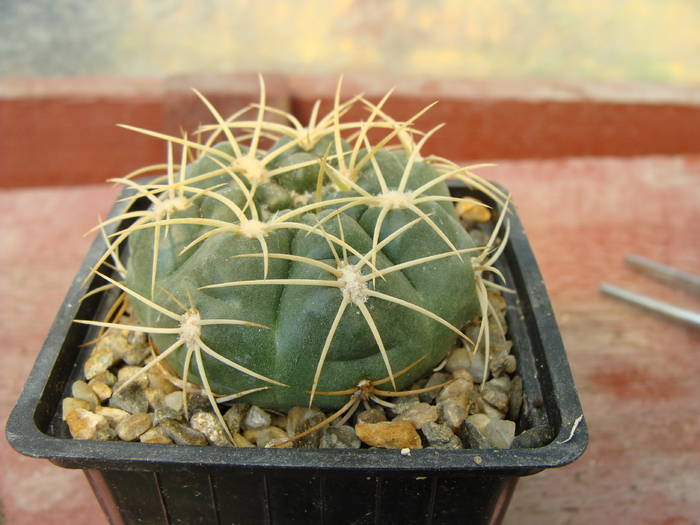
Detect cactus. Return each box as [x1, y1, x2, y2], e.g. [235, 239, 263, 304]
[81, 78, 508, 441]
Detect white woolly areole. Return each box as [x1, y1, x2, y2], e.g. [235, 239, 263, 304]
[299, 130, 318, 151]
[337, 264, 370, 304]
[154, 197, 189, 216]
[239, 219, 266, 238]
[378, 190, 412, 210]
[233, 156, 270, 185]
[178, 309, 202, 347]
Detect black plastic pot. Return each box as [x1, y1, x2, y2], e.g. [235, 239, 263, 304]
[6, 183, 587, 525]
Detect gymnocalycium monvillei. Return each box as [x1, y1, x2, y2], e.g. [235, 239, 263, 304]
[79, 77, 511, 444]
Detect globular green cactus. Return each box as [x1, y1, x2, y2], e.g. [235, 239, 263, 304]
[83, 78, 508, 441]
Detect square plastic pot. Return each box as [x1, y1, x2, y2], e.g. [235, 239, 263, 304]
[6, 183, 587, 525]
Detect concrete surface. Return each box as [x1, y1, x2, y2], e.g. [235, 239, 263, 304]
[1, 154, 699, 524]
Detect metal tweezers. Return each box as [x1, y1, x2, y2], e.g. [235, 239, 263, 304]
[600, 255, 700, 327]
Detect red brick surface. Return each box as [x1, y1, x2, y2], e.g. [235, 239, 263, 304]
[2, 155, 699, 524]
[3, 74, 700, 187]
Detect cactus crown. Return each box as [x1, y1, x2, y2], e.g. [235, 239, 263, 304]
[80, 77, 510, 444]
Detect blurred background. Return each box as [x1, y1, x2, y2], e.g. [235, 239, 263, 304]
[3, 0, 700, 83]
[1, 2, 699, 524]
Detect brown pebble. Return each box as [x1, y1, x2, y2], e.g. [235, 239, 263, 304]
[90, 381, 112, 402]
[139, 426, 173, 444]
[232, 433, 255, 447]
[89, 370, 116, 387]
[117, 413, 153, 441]
[355, 421, 422, 449]
[66, 408, 112, 441]
[62, 397, 91, 421]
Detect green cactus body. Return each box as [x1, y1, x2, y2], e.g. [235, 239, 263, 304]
[87, 83, 507, 421]
[125, 137, 480, 410]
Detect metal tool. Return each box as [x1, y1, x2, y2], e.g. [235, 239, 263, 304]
[600, 255, 700, 327]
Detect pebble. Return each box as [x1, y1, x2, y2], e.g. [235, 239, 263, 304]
[139, 426, 173, 444]
[421, 422, 463, 449]
[109, 383, 149, 414]
[62, 397, 91, 420]
[483, 419, 516, 449]
[394, 403, 439, 429]
[160, 418, 208, 446]
[122, 342, 150, 366]
[508, 376, 523, 421]
[71, 380, 98, 410]
[66, 408, 113, 441]
[96, 330, 129, 356]
[255, 426, 289, 448]
[147, 372, 178, 394]
[222, 404, 249, 434]
[186, 394, 213, 415]
[481, 384, 509, 414]
[439, 399, 468, 429]
[445, 347, 471, 373]
[90, 381, 112, 402]
[387, 395, 420, 418]
[320, 425, 361, 449]
[163, 391, 184, 413]
[145, 388, 166, 410]
[117, 413, 153, 441]
[89, 370, 116, 387]
[96, 406, 130, 427]
[84, 347, 117, 380]
[459, 419, 489, 449]
[139, 427, 173, 445]
[153, 407, 183, 425]
[355, 407, 387, 425]
[466, 414, 491, 432]
[116, 366, 149, 389]
[286, 407, 325, 448]
[243, 405, 271, 430]
[190, 412, 231, 447]
[232, 433, 255, 447]
[438, 378, 473, 402]
[419, 372, 451, 403]
[355, 421, 422, 449]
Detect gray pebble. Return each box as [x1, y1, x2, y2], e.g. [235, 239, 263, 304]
[355, 407, 386, 425]
[393, 402, 439, 429]
[483, 419, 516, 449]
[186, 393, 213, 415]
[387, 395, 420, 417]
[421, 422, 463, 449]
[459, 419, 489, 449]
[244, 405, 271, 430]
[153, 407, 183, 425]
[508, 376, 523, 421]
[320, 425, 361, 449]
[419, 372, 450, 403]
[160, 418, 208, 446]
[222, 404, 249, 434]
[109, 383, 149, 414]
